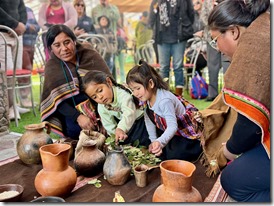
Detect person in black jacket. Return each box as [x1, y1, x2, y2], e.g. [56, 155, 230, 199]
[148, 0, 194, 97]
[0, 0, 27, 120]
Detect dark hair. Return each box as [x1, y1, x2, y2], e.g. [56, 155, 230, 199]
[83, 70, 140, 108]
[208, 0, 270, 32]
[126, 59, 169, 93]
[46, 24, 77, 50]
[97, 15, 110, 28]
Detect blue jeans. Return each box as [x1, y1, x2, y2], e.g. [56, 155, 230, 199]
[157, 41, 186, 87]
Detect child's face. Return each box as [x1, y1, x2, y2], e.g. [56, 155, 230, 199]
[85, 80, 113, 104]
[99, 17, 109, 27]
[128, 82, 152, 102]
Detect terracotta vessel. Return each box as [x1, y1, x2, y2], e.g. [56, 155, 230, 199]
[56, 139, 78, 160]
[152, 160, 202, 202]
[16, 121, 53, 164]
[74, 139, 106, 177]
[103, 145, 131, 185]
[34, 143, 77, 197]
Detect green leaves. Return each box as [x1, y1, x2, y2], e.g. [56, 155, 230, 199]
[104, 136, 161, 172]
[88, 179, 102, 188]
[122, 145, 161, 170]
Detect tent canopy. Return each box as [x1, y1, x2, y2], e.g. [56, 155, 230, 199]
[109, 0, 151, 13]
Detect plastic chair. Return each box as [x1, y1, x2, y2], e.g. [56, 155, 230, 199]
[184, 36, 206, 93]
[142, 39, 160, 69]
[33, 31, 47, 104]
[0, 25, 36, 126]
[78, 34, 112, 59]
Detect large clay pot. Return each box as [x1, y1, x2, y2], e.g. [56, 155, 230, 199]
[16, 121, 53, 164]
[74, 139, 106, 177]
[103, 145, 131, 185]
[34, 144, 77, 197]
[152, 160, 202, 202]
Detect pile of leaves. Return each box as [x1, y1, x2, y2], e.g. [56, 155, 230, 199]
[105, 136, 161, 170]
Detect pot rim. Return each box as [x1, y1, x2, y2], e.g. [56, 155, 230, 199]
[39, 143, 71, 156]
[160, 159, 196, 177]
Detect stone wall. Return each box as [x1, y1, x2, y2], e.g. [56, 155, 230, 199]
[0, 70, 9, 136]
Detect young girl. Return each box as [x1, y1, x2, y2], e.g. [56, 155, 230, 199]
[83, 70, 151, 147]
[126, 60, 203, 161]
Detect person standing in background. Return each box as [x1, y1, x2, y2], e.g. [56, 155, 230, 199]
[192, 0, 204, 33]
[38, 0, 77, 61]
[149, 0, 195, 97]
[21, 6, 40, 108]
[91, 0, 121, 80]
[135, 11, 153, 49]
[91, 0, 120, 36]
[73, 0, 96, 37]
[200, 0, 230, 101]
[96, 15, 116, 73]
[0, 0, 27, 120]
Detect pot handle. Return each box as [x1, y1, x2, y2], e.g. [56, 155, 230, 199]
[42, 121, 51, 134]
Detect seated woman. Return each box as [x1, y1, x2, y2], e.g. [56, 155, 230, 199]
[40, 24, 110, 140]
[73, 0, 97, 37]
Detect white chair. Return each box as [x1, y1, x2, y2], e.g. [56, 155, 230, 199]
[33, 31, 47, 104]
[184, 36, 206, 93]
[78, 34, 116, 59]
[0, 25, 36, 126]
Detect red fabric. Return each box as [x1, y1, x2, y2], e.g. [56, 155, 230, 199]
[6, 69, 32, 76]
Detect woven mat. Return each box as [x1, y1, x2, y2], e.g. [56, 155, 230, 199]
[204, 174, 236, 202]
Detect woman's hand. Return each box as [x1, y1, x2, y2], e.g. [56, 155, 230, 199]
[149, 141, 163, 156]
[115, 128, 128, 143]
[77, 114, 96, 130]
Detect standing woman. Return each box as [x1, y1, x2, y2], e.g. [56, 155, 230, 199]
[207, 0, 270, 202]
[73, 0, 97, 37]
[40, 24, 110, 140]
[38, 0, 78, 60]
[38, 0, 77, 31]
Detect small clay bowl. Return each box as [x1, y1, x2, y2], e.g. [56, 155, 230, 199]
[0, 184, 24, 202]
[30, 196, 66, 202]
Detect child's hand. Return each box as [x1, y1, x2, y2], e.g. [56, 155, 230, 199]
[193, 111, 203, 123]
[115, 128, 128, 143]
[149, 141, 163, 156]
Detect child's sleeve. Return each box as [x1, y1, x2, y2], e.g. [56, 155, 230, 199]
[156, 99, 178, 147]
[117, 94, 138, 133]
[98, 105, 117, 136]
[144, 110, 158, 142]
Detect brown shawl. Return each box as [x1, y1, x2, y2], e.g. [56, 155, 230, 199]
[223, 12, 270, 156]
[40, 43, 110, 137]
[200, 12, 270, 177]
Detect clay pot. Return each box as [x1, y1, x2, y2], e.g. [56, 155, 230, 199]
[152, 160, 202, 202]
[74, 139, 106, 177]
[16, 121, 53, 164]
[75, 130, 106, 156]
[34, 144, 77, 197]
[56, 139, 78, 160]
[103, 145, 131, 185]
